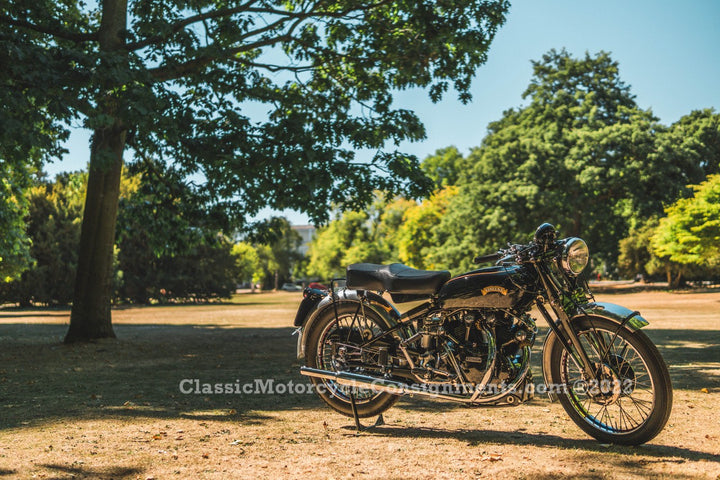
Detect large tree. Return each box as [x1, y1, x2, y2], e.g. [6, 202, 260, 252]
[0, 173, 85, 305]
[651, 174, 720, 286]
[1, 0, 509, 341]
[428, 50, 683, 272]
[651, 109, 720, 192]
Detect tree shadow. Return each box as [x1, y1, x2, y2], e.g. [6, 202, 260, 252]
[0, 312, 70, 318]
[0, 320, 718, 437]
[339, 423, 719, 463]
[37, 464, 142, 480]
[0, 322, 317, 431]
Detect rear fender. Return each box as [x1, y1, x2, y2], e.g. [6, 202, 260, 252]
[296, 288, 402, 360]
[293, 288, 328, 327]
[540, 302, 649, 401]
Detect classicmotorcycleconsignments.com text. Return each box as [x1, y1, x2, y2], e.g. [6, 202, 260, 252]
[178, 378, 633, 396]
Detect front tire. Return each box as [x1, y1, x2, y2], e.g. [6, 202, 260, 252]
[549, 316, 672, 445]
[305, 303, 399, 418]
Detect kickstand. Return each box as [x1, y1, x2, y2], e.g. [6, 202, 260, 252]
[349, 390, 384, 434]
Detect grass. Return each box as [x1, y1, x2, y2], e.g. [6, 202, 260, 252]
[0, 290, 719, 479]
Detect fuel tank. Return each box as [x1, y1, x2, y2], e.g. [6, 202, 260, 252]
[437, 265, 535, 309]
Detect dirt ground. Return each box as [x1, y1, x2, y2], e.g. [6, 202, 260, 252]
[0, 290, 718, 479]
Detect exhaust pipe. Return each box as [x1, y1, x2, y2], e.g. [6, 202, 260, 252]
[300, 366, 469, 402]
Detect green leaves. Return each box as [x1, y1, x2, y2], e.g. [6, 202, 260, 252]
[652, 175, 720, 268]
[426, 50, 684, 271]
[0, 172, 85, 303]
[3, 0, 510, 231]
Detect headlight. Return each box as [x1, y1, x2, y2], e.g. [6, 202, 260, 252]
[561, 238, 589, 276]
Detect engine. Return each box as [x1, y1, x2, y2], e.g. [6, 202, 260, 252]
[413, 309, 537, 388]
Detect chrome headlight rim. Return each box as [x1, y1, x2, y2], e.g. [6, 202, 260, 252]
[561, 237, 589, 276]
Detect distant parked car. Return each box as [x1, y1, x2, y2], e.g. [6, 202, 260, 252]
[308, 282, 328, 291]
[280, 283, 303, 292]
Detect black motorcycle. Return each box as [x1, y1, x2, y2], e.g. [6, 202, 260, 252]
[293, 223, 672, 445]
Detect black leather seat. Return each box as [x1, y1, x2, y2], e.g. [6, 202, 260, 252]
[346, 263, 451, 294]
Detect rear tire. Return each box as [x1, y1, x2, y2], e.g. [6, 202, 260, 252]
[305, 303, 399, 418]
[549, 316, 672, 445]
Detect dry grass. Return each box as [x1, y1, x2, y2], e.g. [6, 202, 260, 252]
[0, 290, 719, 479]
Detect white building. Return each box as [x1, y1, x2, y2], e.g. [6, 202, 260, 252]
[291, 224, 316, 256]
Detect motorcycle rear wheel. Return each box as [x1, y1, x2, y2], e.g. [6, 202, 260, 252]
[304, 303, 399, 418]
[549, 316, 672, 445]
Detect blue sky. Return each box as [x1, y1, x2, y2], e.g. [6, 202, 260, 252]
[48, 0, 720, 225]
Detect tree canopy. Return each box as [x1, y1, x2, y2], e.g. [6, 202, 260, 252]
[426, 50, 683, 271]
[2, 0, 510, 223]
[303, 52, 720, 280]
[652, 174, 720, 271]
[1, 0, 510, 340]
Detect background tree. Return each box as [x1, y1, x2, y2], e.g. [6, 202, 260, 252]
[617, 217, 665, 281]
[0, 8, 72, 280]
[0, 173, 85, 305]
[397, 186, 458, 270]
[254, 244, 280, 290]
[116, 167, 239, 302]
[0, 163, 34, 281]
[254, 217, 303, 289]
[232, 242, 260, 290]
[651, 109, 720, 192]
[1, 0, 509, 341]
[428, 50, 682, 272]
[651, 174, 720, 287]
[302, 193, 415, 280]
[420, 146, 465, 188]
[305, 210, 382, 281]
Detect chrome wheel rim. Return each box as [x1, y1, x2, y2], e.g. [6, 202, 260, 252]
[316, 312, 384, 404]
[560, 326, 655, 435]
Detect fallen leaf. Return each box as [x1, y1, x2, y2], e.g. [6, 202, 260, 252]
[480, 454, 503, 462]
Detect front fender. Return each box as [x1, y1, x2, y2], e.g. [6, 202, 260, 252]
[296, 288, 402, 360]
[540, 302, 649, 401]
[578, 302, 649, 331]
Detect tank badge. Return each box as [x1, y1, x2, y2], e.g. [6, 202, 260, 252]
[481, 285, 508, 296]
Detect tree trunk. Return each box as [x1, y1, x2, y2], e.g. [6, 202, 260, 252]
[65, 0, 128, 343]
[65, 132, 125, 342]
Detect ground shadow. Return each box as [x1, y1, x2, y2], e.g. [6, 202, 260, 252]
[0, 319, 718, 436]
[37, 463, 142, 480]
[0, 322, 314, 431]
[338, 423, 719, 463]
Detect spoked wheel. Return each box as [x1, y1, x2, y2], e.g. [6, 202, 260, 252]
[305, 303, 399, 418]
[550, 316, 672, 445]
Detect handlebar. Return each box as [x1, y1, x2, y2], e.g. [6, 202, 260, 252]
[473, 253, 503, 264]
[474, 241, 550, 265]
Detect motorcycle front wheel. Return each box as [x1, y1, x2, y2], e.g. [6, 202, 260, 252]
[549, 316, 672, 445]
[304, 303, 399, 418]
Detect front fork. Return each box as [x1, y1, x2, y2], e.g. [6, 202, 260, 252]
[533, 261, 601, 382]
[536, 301, 599, 382]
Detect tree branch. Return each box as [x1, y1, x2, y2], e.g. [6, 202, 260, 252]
[128, 0, 392, 51]
[232, 57, 316, 73]
[149, 15, 307, 82]
[125, 0, 261, 51]
[145, 0, 393, 82]
[0, 14, 97, 42]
